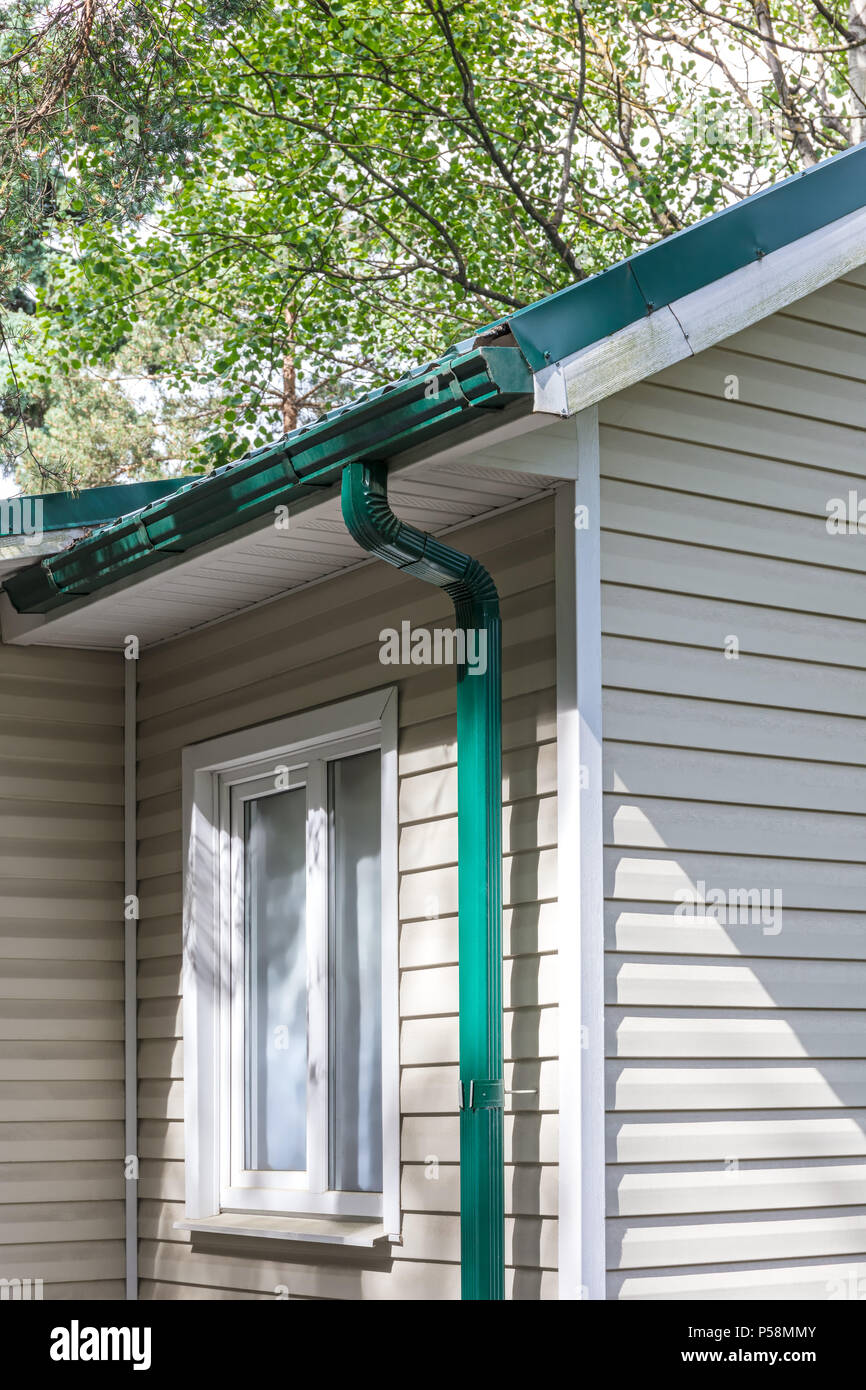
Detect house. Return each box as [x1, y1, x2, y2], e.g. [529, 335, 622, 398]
[1, 142, 865, 1303]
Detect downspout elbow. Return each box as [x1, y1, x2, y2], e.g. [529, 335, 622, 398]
[341, 460, 500, 620]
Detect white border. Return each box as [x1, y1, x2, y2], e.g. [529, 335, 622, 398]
[555, 408, 606, 1299]
[123, 653, 138, 1300]
[181, 687, 400, 1240]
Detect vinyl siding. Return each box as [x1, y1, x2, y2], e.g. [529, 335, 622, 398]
[0, 644, 125, 1299]
[599, 267, 866, 1300]
[135, 496, 559, 1300]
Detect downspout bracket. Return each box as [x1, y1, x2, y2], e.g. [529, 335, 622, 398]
[459, 1080, 505, 1111]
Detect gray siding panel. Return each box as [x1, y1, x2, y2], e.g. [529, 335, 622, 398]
[0, 645, 123, 1298]
[599, 271, 866, 1300]
[136, 498, 558, 1300]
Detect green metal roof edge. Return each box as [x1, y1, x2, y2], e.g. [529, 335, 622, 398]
[18, 476, 194, 533]
[7, 143, 866, 617]
[4, 345, 532, 615]
[469, 142, 866, 370]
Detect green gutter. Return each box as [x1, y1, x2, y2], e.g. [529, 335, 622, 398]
[5, 346, 531, 616]
[467, 142, 866, 370]
[341, 461, 504, 1302]
[9, 144, 866, 614]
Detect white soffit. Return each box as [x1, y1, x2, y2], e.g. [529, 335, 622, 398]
[3, 438, 566, 651]
[533, 203, 866, 418]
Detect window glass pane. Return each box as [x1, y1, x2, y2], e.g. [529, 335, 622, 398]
[330, 750, 382, 1193]
[244, 787, 307, 1172]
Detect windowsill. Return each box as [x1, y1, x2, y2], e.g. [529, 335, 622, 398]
[174, 1212, 397, 1247]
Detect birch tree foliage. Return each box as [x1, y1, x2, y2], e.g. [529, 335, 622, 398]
[13, 0, 866, 479]
[0, 0, 258, 484]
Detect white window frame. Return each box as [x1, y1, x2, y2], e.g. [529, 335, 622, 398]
[182, 688, 399, 1234]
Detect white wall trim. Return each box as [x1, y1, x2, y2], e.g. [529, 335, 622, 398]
[535, 203, 866, 418]
[181, 687, 400, 1238]
[555, 406, 606, 1299]
[123, 651, 138, 1300]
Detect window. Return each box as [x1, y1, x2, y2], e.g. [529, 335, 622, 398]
[182, 690, 399, 1235]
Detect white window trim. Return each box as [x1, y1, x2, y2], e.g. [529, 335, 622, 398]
[181, 687, 400, 1242]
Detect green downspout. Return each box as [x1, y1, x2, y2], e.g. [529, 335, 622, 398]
[341, 461, 504, 1301]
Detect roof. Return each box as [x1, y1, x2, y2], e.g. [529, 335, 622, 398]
[0, 477, 193, 586]
[6, 140, 866, 619]
[5, 346, 531, 614]
[483, 140, 866, 371]
[8, 477, 191, 534]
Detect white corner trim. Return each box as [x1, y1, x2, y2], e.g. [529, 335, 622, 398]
[124, 653, 138, 1301]
[535, 307, 689, 418]
[555, 407, 606, 1300]
[536, 202, 866, 418]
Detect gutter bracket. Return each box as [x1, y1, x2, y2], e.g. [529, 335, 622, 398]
[132, 519, 155, 552]
[444, 364, 510, 413]
[275, 447, 332, 491]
